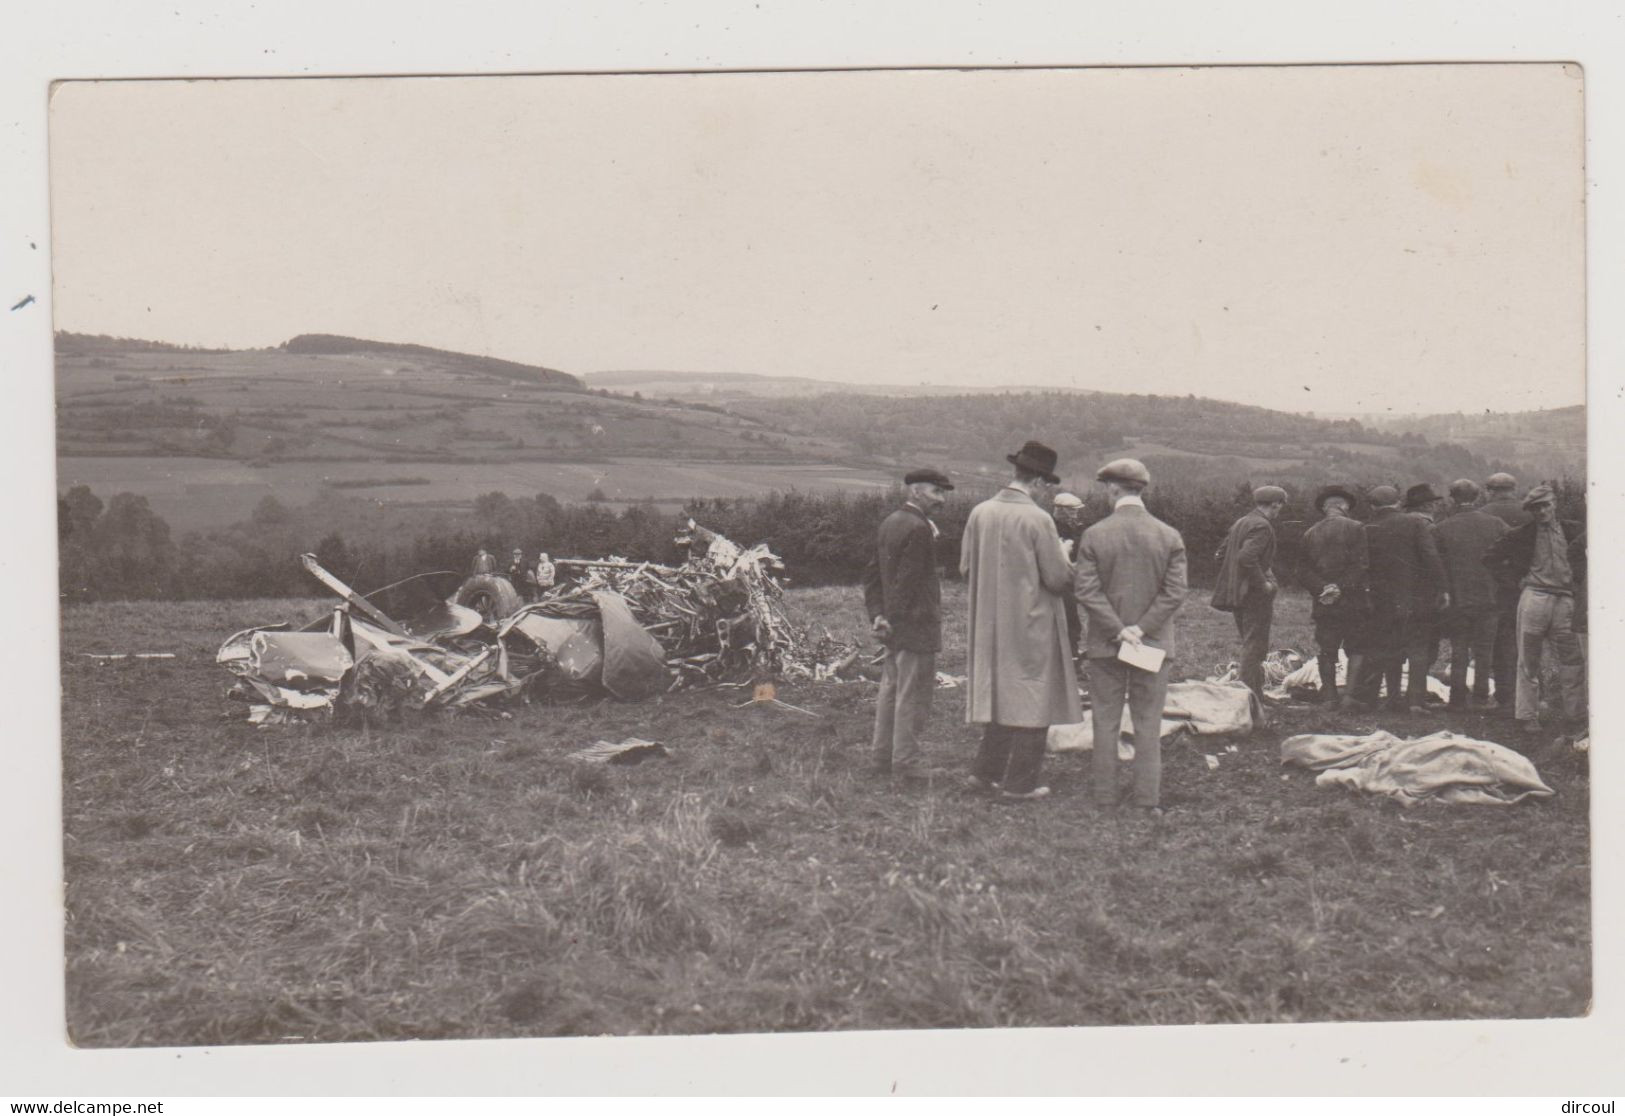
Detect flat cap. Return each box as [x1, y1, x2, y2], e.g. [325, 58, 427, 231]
[1253, 485, 1289, 505]
[904, 468, 954, 490]
[1096, 458, 1151, 486]
[1485, 472, 1518, 490]
[1052, 491, 1085, 509]
[1522, 483, 1555, 509]
[1448, 478, 1480, 503]
[1367, 485, 1401, 507]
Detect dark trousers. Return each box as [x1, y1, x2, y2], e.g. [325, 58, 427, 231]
[1063, 596, 1082, 657]
[1312, 609, 1364, 696]
[1355, 602, 1410, 704]
[1234, 596, 1274, 700]
[1405, 612, 1440, 705]
[972, 724, 1047, 794]
[1443, 607, 1498, 704]
[1087, 657, 1171, 807]
[1491, 596, 1520, 700]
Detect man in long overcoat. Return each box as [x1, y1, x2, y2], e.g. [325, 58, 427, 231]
[1480, 472, 1532, 707]
[862, 468, 954, 782]
[961, 440, 1080, 801]
[1298, 484, 1369, 706]
[1433, 479, 1508, 708]
[1356, 485, 1448, 709]
[1074, 459, 1187, 813]
[1211, 486, 1288, 702]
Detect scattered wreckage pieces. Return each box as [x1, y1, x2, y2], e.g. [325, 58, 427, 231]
[218, 526, 861, 724]
[567, 737, 670, 765]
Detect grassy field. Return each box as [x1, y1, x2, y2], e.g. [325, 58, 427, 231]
[59, 587, 1590, 1046]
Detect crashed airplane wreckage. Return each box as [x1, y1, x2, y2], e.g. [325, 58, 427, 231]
[218, 522, 863, 724]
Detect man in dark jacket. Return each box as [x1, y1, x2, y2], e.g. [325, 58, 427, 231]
[1356, 486, 1448, 710]
[1402, 483, 1449, 706]
[1433, 480, 1508, 708]
[1212, 485, 1287, 702]
[1052, 491, 1088, 658]
[1482, 483, 1586, 736]
[1480, 472, 1532, 706]
[1298, 484, 1369, 706]
[863, 468, 953, 781]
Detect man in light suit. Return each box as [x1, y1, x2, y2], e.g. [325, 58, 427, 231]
[1074, 459, 1188, 815]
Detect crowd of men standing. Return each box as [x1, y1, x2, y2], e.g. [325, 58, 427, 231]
[863, 442, 1586, 812]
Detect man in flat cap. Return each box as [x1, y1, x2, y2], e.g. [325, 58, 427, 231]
[1074, 459, 1188, 814]
[961, 441, 1080, 801]
[1433, 479, 1508, 709]
[863, 468, 954, 783]
[1480, 473, 1532, 707]
[1211, 485, 1288, 704]
[1052, 491, 1088, 658]
[1354, 485, 1447, 710]
[1482, 483, 1587, 738]
[1298, 484, 1369, 706]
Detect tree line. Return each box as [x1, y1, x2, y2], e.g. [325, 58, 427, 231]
[57, 476, 1587, 605]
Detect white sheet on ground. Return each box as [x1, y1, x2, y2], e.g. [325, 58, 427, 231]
[1280, 729, 1553, 805]
[1047, 679, 1259, 755]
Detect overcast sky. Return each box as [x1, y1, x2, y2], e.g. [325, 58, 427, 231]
[49, 64, 1584, 414]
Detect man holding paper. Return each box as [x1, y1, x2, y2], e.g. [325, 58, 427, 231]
[1074, 459, 1189, 814]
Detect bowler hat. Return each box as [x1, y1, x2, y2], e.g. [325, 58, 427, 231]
[1485, 472, 1517, 491]
[1403, 483, 1443, 509]
[904, 467, 954, 490]
[1006, 440, 1060, 485]
[1313, 484, 1359, 512]
[1253, 485, 1289, 506]
[1096, 458, 1151, 486]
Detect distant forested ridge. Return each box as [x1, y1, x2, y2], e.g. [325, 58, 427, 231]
[281, 334, 582, 390]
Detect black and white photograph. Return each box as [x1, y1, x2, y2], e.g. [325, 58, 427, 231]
[42, 61, 1592, 1049]
[7, 4, 1624, 1092]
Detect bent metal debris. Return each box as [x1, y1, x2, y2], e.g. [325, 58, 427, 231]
[216, 521, 864, 725]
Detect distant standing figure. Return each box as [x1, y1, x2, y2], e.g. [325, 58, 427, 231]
[1298, 484, 1369, 707]
[961, 440, 1080, 802]
[1479, 472, 1532, 707]
[1211, 486, 1288, 703]
[471, 547, 497, 575]
[1052, 491, 1087, 658]
[534, 552, 556, 598]
[1482, 484, 1587, 739]
[1074, 459, 1187, 814]
[506, 548, 536, 599]
[1401, 483, 1450, 708]
[1433, 479, 1508, 709]
[861, 468, 954, 783]
[1357, 486, 1447, 710]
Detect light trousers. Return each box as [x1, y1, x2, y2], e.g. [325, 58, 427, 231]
[1087, 656, 1172, 808]
[1515, 588, 1585, 724]
[872, 647, 935, 773]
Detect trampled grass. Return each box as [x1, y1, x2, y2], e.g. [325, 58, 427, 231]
[59, 587, 1590, 1045]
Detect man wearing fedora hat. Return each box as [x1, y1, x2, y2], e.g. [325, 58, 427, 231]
[1074, 458, 1187, 814]
[1433, 479, 1509, 709]
[863, 467, 955, 783]
[1298, 484, 1369, 706]
[960, 440, 1081, 801]
[1211, 484, 1289, 704]
[1355, 485, 1447, 710]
